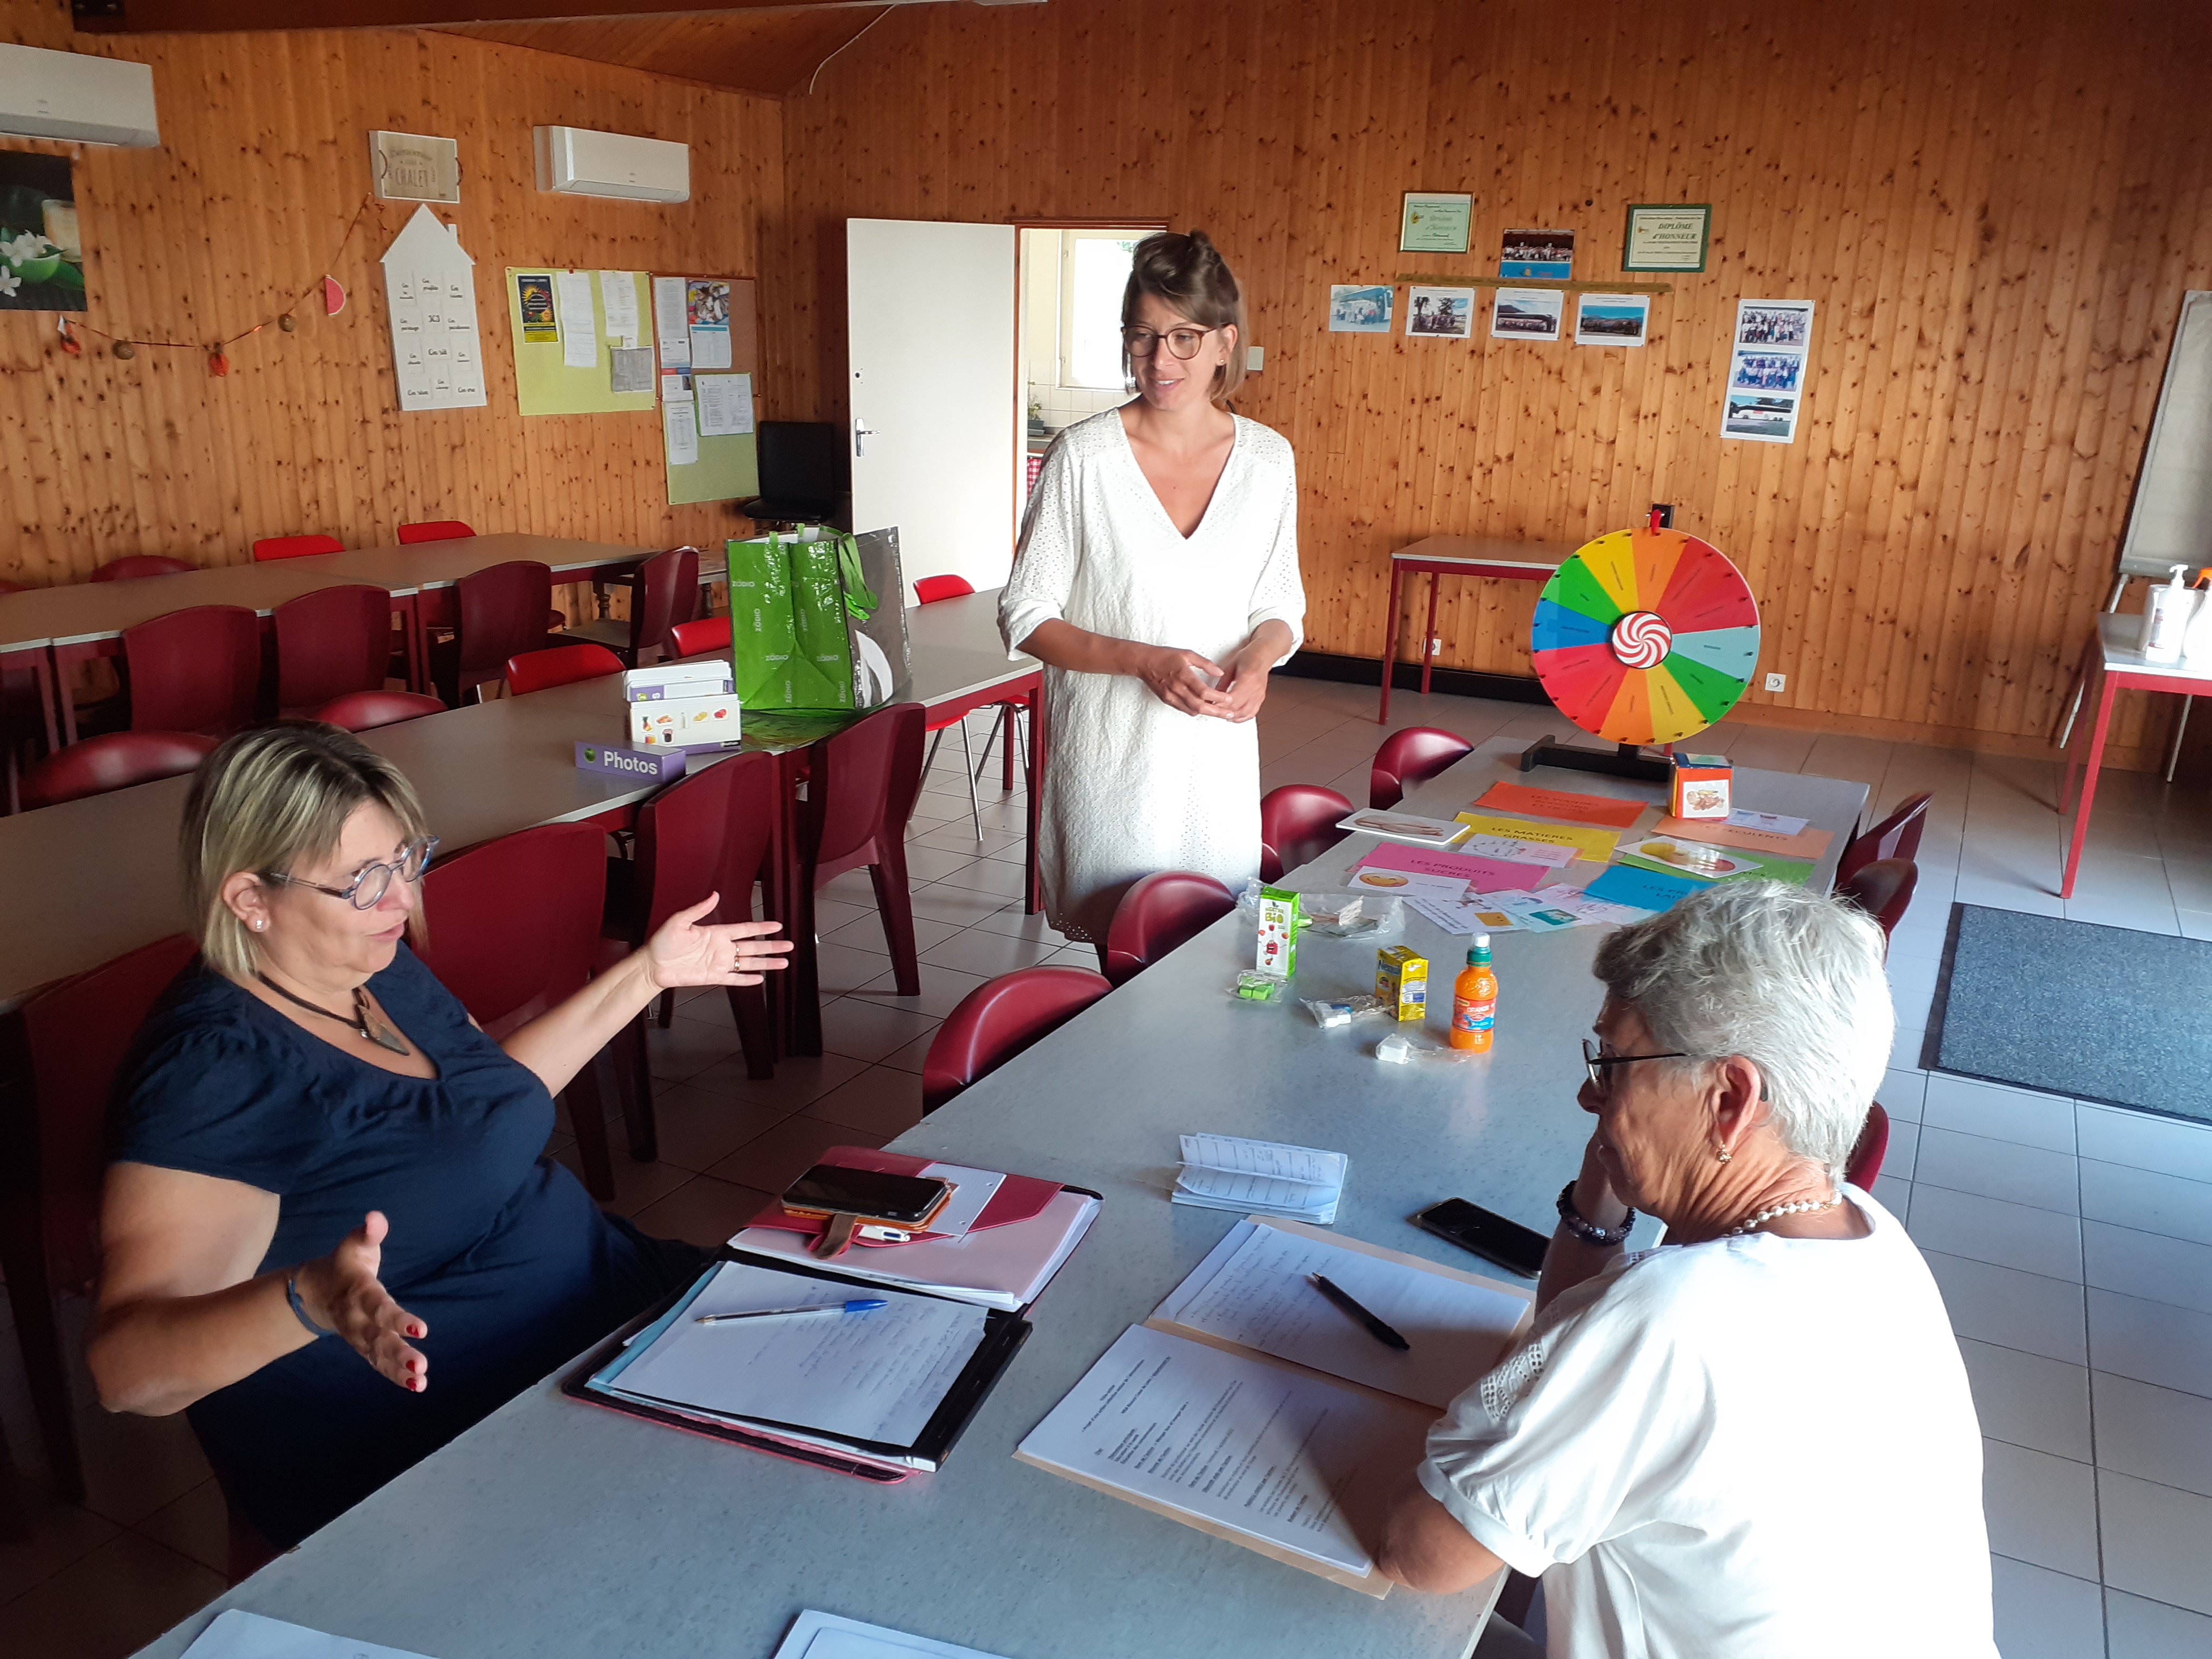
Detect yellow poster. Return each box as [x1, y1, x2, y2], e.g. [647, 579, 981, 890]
[1455, 812, 1621, 862]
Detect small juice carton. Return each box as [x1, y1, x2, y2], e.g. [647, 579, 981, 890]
[1256, 886, 1301, 978]
[1670, 753, 1733, 820]
[1375, 945, 1429, 1021]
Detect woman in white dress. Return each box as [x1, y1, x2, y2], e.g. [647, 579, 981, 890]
[999, 231, 1305, 946]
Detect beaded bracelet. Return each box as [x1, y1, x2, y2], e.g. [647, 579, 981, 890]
[1556, 1180, 1636, 1247]
[286, 1269, 338, 1338]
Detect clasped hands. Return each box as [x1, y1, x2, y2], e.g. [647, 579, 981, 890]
[1138, 644, 1271, 722]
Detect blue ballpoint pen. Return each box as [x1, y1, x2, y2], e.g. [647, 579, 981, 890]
[694, 1298, 888, 1325]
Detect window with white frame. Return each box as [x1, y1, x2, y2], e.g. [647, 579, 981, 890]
[1058, 231, 1140, 391]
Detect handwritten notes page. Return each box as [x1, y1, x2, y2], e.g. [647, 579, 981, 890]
[1175, 1134, 1346, 1223]
[600, 1260, 986, 1445]
[1016, 1323, 1425, 1589]
[1155, 1220, 1531, 1410]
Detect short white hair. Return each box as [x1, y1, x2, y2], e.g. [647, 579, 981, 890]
[1591, 880, 1892, 1180]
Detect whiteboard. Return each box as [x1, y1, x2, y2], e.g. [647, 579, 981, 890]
[2118, 290, 2212, 578]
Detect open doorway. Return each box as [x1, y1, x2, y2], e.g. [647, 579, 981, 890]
[1015, 224, 1164, 509]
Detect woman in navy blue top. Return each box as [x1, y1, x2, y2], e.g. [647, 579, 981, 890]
[91, 723, 791, 1548]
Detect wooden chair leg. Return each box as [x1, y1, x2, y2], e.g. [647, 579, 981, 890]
[560, 1058, 617, 1202]
[728, 982, 777, 1080]
[615, 1013, 659, 1163]
[870, 848, 921, 996]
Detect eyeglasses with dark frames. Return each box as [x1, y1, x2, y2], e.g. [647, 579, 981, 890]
[1582, 1036, 1690, 1092]
[262, 835, 439, 910]
[1122, 325, 1214, 360]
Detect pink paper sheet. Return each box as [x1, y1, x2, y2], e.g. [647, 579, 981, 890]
[1352, 842, 1551, 892]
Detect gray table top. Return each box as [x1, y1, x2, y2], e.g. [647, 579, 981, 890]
[0, 594, 1034, 1015]
[1390, 534, 1576, 571]
[2095, 609, 2212, 681]
[0, 535, 683, 653]
[129, 742, 1864, 1659]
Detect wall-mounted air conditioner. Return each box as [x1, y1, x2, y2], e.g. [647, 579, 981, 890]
[0, 43, 158, 148]
[533, 125, 689, 204]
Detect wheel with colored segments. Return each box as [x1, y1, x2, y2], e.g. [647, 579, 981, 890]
[1529, 527, 1761, 746]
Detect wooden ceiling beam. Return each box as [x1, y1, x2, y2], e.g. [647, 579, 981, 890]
[72, 0, 934, 34]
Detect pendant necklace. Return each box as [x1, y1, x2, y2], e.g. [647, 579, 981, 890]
[258, 973, 412, 1056]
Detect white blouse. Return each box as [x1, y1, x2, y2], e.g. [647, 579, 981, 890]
[999, 409, 1306, 942]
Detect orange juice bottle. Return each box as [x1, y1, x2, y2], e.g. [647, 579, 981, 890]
[1449, 936, 1498, 1052]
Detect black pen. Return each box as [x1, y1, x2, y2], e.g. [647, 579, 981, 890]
[1309, 1273, 1411, 1351]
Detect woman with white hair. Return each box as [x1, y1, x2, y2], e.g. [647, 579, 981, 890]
[1375, 880, 1996, 1658]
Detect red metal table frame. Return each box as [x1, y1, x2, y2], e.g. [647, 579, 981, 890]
[1376, 537, 1565, 723]
[2058, 614, 2211, 897]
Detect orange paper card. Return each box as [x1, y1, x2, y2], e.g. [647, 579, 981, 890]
[1651, 814, 1834, 860]
[1474, 781, 1647, 830]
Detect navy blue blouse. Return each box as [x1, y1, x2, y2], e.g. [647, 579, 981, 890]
[114, 945, 703, 1546]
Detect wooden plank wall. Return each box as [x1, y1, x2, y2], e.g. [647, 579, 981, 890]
[0, 3, 781, 586]
[770, 0, 2212, 768]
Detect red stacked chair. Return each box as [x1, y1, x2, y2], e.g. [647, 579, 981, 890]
[922, 966, 1111, 1115]
[1260, 784, 1354, 881]
[669, 617, 730, 657]
[310, 690, 446, 732]
[1370, 726, 1474, 810]
[427, 560, 561, 706]
[1835, 794, 1933, 886]
[121, 606, 261, 736]
[1835, 857, 1918, 948]
[273, 585, 392, 716]
[18, 731, 215, 810]
[506, 642, 623, 697]
[252, 534, 344, 563]
[89, 555, 193, 582]
[397, 520, 474, 544]
[1103, 871, 1236, 988]
[568, 545, 700, 669]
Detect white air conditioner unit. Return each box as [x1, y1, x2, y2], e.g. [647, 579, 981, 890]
[533, 125, 689, 204]
[0, 43, 158, 148]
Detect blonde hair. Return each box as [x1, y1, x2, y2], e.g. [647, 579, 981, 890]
[181, 722, 429, 981]
[1122, 229, 1247, 402]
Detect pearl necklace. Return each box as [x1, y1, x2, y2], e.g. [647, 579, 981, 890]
[1722, 1192, 1844, 1237]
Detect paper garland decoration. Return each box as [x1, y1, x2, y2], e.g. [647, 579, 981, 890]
[1529, 526, 1760, 746]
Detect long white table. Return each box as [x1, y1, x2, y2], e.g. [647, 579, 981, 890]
[129, 743, 1865, 1659]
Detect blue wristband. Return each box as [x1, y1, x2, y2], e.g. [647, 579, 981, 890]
[286, 1270, 337, 1337]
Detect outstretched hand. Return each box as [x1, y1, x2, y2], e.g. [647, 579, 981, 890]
[644, 893, 794, 991]
[298, 1210, 429, 1393]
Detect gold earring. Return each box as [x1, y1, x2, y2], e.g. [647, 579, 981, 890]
[1715, 1148, 1731, 1163]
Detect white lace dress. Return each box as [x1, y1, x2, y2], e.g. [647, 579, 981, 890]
[999, 409, 1306, 943]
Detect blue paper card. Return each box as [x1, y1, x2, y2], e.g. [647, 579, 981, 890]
[1584, 862, 1704, 915]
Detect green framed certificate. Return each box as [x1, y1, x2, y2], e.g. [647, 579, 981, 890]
[1622, 204, 1710, 272]
[1400, 192, 1473, 255]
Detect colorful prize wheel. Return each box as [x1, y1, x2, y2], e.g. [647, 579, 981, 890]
[1529, 527, 1761, 745]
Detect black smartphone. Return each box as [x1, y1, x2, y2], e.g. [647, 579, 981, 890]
[783, 1164, 950, 1225]
[1414, 1198, 1551, 1278]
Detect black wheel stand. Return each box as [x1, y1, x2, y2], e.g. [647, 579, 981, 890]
[1517, 736, 1672, 784]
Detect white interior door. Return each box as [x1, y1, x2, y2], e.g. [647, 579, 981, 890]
[847, 218, 1019, 602]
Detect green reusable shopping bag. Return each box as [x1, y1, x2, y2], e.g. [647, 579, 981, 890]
[725, 528, 883, 712]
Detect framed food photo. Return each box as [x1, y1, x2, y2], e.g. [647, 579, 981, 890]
[1621, 204, 1710, 274]
[0, 153, 85, 312]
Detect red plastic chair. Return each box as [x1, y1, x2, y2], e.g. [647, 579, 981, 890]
[791, 703, 927, 1053]
[569, 545, 700, 669]
[397, 520, 475, 544]
[427, 559, 559, 705]
[273, 585, 391, 714]
[1835, 857, 1918, 948]
[606, 749, 782, 1137]
[1836, 793, 1933, 886]
[1260, 783, 1354, 882]
[506, 641, 623, 697]
[89, 555, 193, 582]
[6, 932, 200, 1501]
[419, 824, 631, 1200]
[1103, 870, 1237, 988]
[1371, 726, 1475, 810]
[914, 574, 973, 603]
[311, 690, 446, 731]
[1845, 1103, 1890, 1190]
[669, 616, 731, 657]
[251, 534, 343, 563]
[18, 730, 215, 810]
[121, 605, 262, 736]
[922, 966, 1111, 1115]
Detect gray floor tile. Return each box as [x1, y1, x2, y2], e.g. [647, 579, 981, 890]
[2083, 1220, 2212, 1316]
[2105, 1586, 2212, 1657]
[1908, 1185, 2083, 1282]
[2080, 1159, 2212, 1247]
[2094, 1373, 2212, 1500]
[1981, 1439, 2099, 1578]
[851, 960, 990, 1019]
[2098, 1469, 2212, 1618]
[813, 995, 944, 1063]
[1988, 1555, 2105, 1659]
[802, 1064, 926, 1139]
[1956, 1337, 2093, 1461]
[1878, 1067, 1928, 1121]
[2089, 1289, 2212, 1399]
[1923, 1250, 2087, 1364]
[1922, 1075, 2078, 1154]
[1915, 1126, 2081, 1215]
[0, 1529, 226, 1659]
[2076, 1103, 2212, 1185]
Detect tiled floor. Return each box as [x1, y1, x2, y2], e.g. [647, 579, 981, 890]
[6, 675, 2212, 1656]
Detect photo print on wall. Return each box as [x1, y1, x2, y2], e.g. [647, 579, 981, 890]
[0, 153, 84, 311]
[1406, 287, 1475, 339]
[1721, 299, 1814, 443]
[1328, 284, 1394, 333]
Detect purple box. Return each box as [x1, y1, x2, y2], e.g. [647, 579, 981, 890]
[574, 740, 687, 782]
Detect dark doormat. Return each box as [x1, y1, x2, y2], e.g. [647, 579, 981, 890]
[1929, 904, 2212, 1124]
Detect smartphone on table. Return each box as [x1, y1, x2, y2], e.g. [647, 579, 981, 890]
[1413, 1198, 1551, 1278]
[783, 1164, 951, 1227]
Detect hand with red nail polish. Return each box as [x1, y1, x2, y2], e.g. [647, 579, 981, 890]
[295, 1210, 431, 1393]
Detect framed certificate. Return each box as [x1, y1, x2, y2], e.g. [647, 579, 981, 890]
[1399, 192, 1473, 255]
[1621, 204, 1710, 273]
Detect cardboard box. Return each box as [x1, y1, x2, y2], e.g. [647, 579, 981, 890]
[1669, 753, 1733, 820]
[1376, 945, 1429, 1022]
[574, 741, 687, 781]
[623, 661, 733, 703]
[627, 693, 742, 748]
[1256, 886, 1301, 977]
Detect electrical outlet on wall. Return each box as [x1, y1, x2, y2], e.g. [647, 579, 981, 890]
[1763, 673, 1786, 693]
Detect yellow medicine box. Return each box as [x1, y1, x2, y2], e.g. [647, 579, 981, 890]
[1375, 946, 1429, 1022]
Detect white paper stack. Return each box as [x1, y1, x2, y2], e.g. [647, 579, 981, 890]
[1174, 1133, 1346, 1224]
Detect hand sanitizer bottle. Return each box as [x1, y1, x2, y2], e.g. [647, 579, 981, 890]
[2142, 564, 2195, 665]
